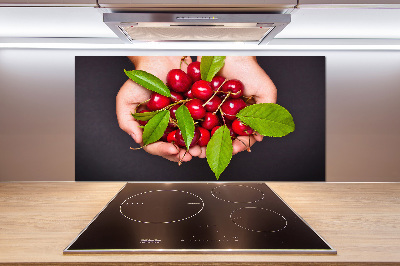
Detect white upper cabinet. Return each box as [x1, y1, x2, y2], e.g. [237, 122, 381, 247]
[0, 0, 97, 6]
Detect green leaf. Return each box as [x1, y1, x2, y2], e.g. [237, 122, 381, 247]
[124, 69, 171, 97]
[206, 126, 233, 180]
[142, 110, 170, 146]
[236, 103, 295, 137]
[131, 110, 159, 121]
[175, 105, 195, 150]
[200, 56, 226, 82]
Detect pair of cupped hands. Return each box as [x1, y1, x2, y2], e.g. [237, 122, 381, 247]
[116, 56, 277, 163]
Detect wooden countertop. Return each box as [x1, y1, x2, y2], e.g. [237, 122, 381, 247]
[0, 182, 399, 265]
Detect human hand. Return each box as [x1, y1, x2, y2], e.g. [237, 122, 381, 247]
[199, 56, 277, 155]
[116, 56, 203, 162]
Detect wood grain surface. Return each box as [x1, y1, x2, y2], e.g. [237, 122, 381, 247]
[0, 182, 399, 265]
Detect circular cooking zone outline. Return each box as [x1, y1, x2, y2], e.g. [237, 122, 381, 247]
[230, 207, 288, 233]
[211, 185, 265, 203]
[119, 190, 204, 224]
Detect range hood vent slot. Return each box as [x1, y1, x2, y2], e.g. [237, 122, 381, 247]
[104, 13, 290, 45]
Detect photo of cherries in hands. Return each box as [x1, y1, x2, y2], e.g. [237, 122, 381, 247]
[125, 56, 295, 180]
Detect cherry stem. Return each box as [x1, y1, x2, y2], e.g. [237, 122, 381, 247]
[172, 143, 180, 152]
[169, 117, 178, 127]
[202, 80, 227, 107]
[130, 146, 144, 151]
[213, 92, 231, 115]
[180, 56, 188, 69]
[230, 91, 242, 96]
[178, 149, 188, 166]
[220, 109, 227, 125]
[163, 99, 191, 111]
[243, 95, 254, 103]
[243, 129, 252, 152]
[133, 99, 190, 124]
[134, 99, 150, 113]
[236, 137, 251, 152]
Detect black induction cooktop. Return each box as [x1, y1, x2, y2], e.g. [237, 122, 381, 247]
[64, 182, 336, 254]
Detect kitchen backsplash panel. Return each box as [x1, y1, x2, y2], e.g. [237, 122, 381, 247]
[75, 56, 325, 181]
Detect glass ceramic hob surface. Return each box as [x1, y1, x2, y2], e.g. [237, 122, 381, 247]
[64, 182, 336, 254]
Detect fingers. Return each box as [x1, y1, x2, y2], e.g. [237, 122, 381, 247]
[118, 119, 143, 144]
[116, 98, 142, 144]
[179, 149, 192, 162]
[199, 146, 207, 159]
[188, 145, 201, 157]
[187, 145, 207, 159]
[255, 81, 277, 104]
[158, 150, 192, 163]
[142, 142, 195, 163]
[249, 63, 277, 104]
[180, 56, 193, 73]
[116, 79, 153, 144]
[142, 137, 259, 161]
[218, 56, 277, 104]
[143, 142, 180, 157]
[232, 136, 257, 155]
[253, 132, 264, 142]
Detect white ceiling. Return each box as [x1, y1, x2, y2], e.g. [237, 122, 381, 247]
[0, 7, 400, 40]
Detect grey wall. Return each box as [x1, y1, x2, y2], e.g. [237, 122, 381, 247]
[0, 49, 399, 182]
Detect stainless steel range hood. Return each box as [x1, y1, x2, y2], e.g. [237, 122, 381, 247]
[103, 13, 291, 45]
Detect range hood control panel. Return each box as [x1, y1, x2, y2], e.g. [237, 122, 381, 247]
[176, 16, 219, 20]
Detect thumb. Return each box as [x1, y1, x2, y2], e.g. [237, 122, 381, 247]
[144, 142, 180, 157]
[116, 87, 143, 144]
[118, 119, 143, 144]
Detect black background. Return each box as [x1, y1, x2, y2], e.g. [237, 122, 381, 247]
[75, 56, 325, 181]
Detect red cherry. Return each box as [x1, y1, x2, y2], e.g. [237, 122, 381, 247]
[167, 130, 177, 143]
[161, 127, 175, 142]
[221, 98, 246, 120]
[232, 119, 254, 136]
[213, 123, 237, 139]
[197, 127, 211, 146]
[175, 128, 200, 148]
[191, 80, 213, 100]
[226, 123, 238, 139]
[211, 76, 226, 91]
[221, 79, 244, 98]
[147, 92, 171, 111]
[186, 99, 206, 120]
[211, 126, 221, 136]
[187, 61, 201, 82]
[184, 88, 194, 99]
[166, 69, 192, 93]
[169, 104, 180, 120]
[201, 112, 220, 130]
[136, 110, 150, 126]
[204, 95, 222, 112]
[170, 91, 184, 103]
